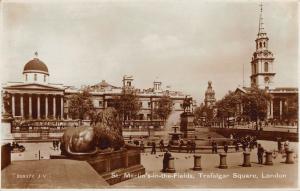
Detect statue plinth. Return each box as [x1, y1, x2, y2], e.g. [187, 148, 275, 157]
[180, 112, 195, 139]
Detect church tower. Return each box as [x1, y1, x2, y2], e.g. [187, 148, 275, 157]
[250, 3, 275, 89]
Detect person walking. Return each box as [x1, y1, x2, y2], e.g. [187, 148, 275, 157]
[179, 139, 184, 153]
[191, 140, 196, 153]
[224, 142, 228, 153]
[284, 140, 289, 153]
[159, 139, 164, 152]
[277, 138, 282, 153]
[151, 141, 156, 155]
[186, 140, 191, 153]
[162, 149, 171, 172]
[257, 144, 265, 164]
[140, 141, 145, 153]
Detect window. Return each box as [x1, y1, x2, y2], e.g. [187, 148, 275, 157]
[127, 81, 131, 86]
[264, 62, 268, 72]
[25, 74, 28, 81]
[148, 102, 151, 108]
[34, 74, 37, 81]
[139, 102, 143, 107]
[99, 101, 103, 107]
[44, 75, 46, 82]
[263, 42, 266, 47]
[259, 42, 262, 48]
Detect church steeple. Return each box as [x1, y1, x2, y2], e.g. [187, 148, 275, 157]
[250, 2, 276, 90]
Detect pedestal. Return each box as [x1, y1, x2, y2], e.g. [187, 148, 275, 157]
[242, 152, 251, 167]
[193, 155, 202, 171]
[219, 153, 228, 169]
[285, 150, 294, 164]
[264, 151, 273, 165]
[180, 112, 195, 139]
[166, 157, 176, 173]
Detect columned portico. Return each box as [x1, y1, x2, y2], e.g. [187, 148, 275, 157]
[7, 91, 64, 120]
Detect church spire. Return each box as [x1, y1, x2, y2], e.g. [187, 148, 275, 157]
[258, 2, 265, 35]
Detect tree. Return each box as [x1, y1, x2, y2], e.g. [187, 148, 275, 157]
[153, 96, 173, 121]
[111, 90, 141, 123]
[216, 91, 242, 126]
[68, 89, 95, 122]
[241, 87, 270, 125]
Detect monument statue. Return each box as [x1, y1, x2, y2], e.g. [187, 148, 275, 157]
[183, 96, 192, 113]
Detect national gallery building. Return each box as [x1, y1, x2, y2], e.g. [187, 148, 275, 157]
[1, 56, 188, 140]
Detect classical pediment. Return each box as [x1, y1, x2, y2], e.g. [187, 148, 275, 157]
[3, 83, 64, 92]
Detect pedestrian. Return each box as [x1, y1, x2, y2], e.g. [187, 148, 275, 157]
[179, 139, 184, 153]
[191, 140, 196, 153]
[140, 141, 145, 153]
[53, 140, 56, 150]
[277, 138, 282, 153]
[151, 141, 156, 155]
[186, 140, 191, 153]
[284, 140, 289, 153]
[162, 149, 171, 172]
[211, 140, 215, 153]
[57, 141, 60, 150]
[159, 139, 164, 152]
[257, 144, 264, 164]
[224, 142, 228, 153]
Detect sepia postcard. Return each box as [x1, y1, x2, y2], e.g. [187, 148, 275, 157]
[0, 0, 299, 190]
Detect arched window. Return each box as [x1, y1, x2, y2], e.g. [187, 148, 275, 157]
[34, 74, 37, 81]
[263, 42, 266, 47]
[264, 62, 268, 72]
[259, 42, 262, 48]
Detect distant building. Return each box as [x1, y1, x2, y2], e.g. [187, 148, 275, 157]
[204, 81, 216, 108]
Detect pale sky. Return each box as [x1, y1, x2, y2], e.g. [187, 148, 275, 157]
[1, 0, 298, 104]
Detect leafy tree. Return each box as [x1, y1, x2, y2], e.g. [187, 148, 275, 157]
[241, 88, 270, 124]
[216, 91, 241, 120]
[111, 90, 141, 122]
[68, 89, 95, 121]
[153, 96, 173, 120]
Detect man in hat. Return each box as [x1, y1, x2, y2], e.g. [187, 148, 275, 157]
[162, 149, 171, 172]
[257, 143, 264, 164]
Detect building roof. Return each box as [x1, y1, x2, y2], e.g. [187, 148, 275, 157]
[23, 58, 49, 75]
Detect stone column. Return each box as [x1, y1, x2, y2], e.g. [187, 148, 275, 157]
[20, 94, 24, 117]
[270, 99, 274, 118]
[219, 153, 228, 169]
[279, 99, 283, 120]
[29, 95, 32, 118]
[45, 95, 48, 118]
[267, 101, 270, 119]
[242, 152, 251, 167]
[11, 94, 15, 116]
[53, 96, 56, 118]
[37, 95, 40, 119]
[166, 157, 176, 173]
[193, 155, 202, 171]
[264, 151, 273, 165]
[61, 96, 64, 119]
